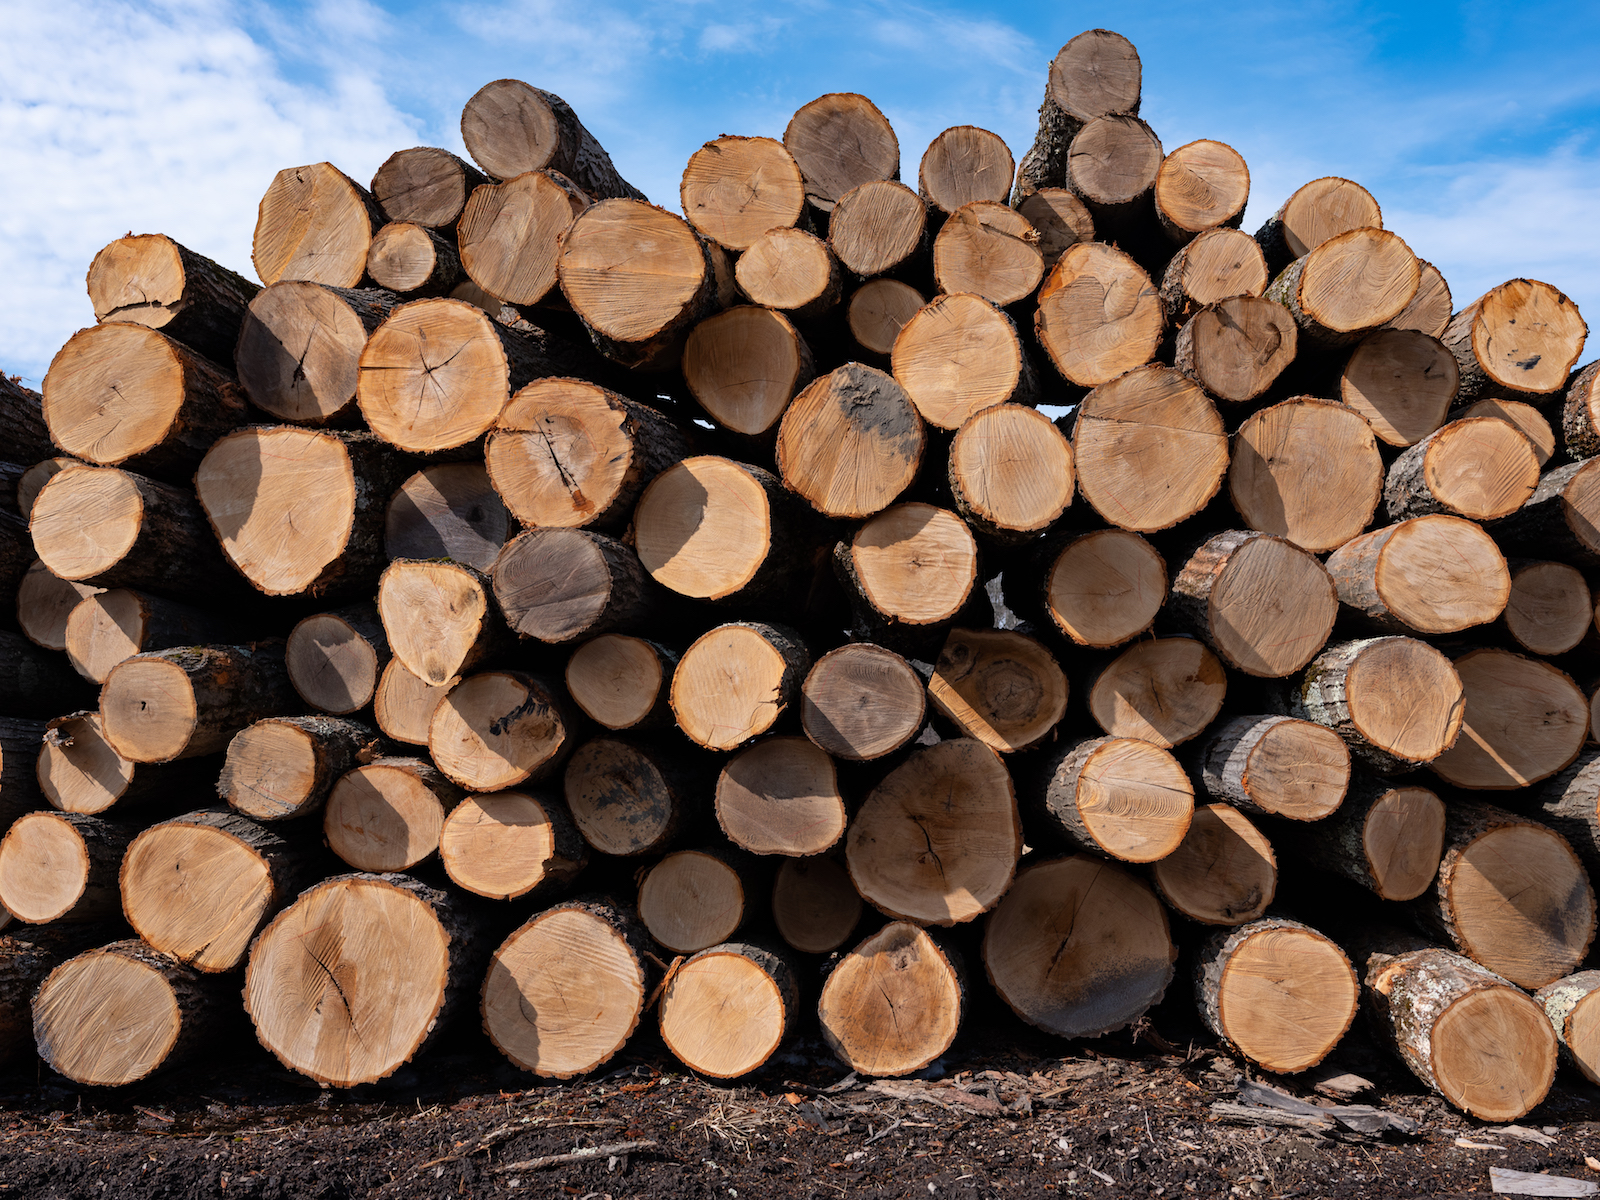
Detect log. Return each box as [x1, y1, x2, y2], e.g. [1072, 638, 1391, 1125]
[438, 790, 587, 902]
[1534, 971, 1600, 1086]
[1173, 295, 1298, 403]
[846, 279, 926, 355]
[1444, 279, 1587, 401]
[1154, 139, 1250, 245]
[386, 461, 511, 572]
[286, 602, 390, 714]
[1198, 715, 1351, 821]
[1264, 228, 1420, 347]
[1384, 258, 1453, 338]
[491, 528, 657, 644]
[784, 93, 900, 213]
[1089, 636, 1227, 749]
[637, 847, 753, 954]
[86, 233, 258, 366]
[891, 293, 1037, 429]
[428, 670, 575, 792]
[377, 559, 503, 687]
[1537, 750, 1600, 877]
[0, 811, 131, 923]
[557, 200, 720, 370]
[564, 635, 675, 733]
[1035, 242, 1163, 387]
[775, 362, 924, 519]
[365, 222, 462, 296]
[457, 169, 588, 307]
[659, 942, 799, 1079]
[1254, 176, 1381, 274]
[1274, 776, 1445, 901]
[17, 458, 78, 522]
[64, 588, 238, 684]
[374, 659, 455, 748]
[234, 283, 398, 426]
[16, 559, 100, 651]
[1338, 328, 1459, 447]
[1168, 530, 1338, 678]
[459, 80, 643, 199]
[1031, 528, 1166, 647]
[1015, 188, 1095, 268]
[1383, 416, 1540, 521]
[34, 939, 230, 1086]
[682, 305, 816, 443]
[928, 627, 1067, 754]
[39, 711, 219, 816]
[370, 146, 488, 228]
[120, 808, 306, 972]
[836, 503, 981, 643]
[680, 135, 806, 251]
[982, 854, 1174, 1038]
[918, 125, 1013, 214]
[41, 323, 248, 479]
[1463, 402, 1551, 468]
[1013, 29, 1141, 197]
[219, 714, 381, 821]
[481, 899, 656, 1079]
[1562, 360, 1600, 460]
[772, 856, 862, 954]
[101, 643, 296, 763]
[1429, 648, 1587, 790]
[1066, 115, 1163, 231]
[1292, 637, 1465, 774]
[245, 872, 484, 1087]
[0, 927, 106, 1067]
[671, 621, 810, 751]
[734, 227, 842, 321]
[827, 180, 928, 277]
[562, 735, 702, 856]
[325, 754, 461, 870]
[251, 161, 381, 286]
[1490, 459, 1600, 567]
[1195, 918, 1357, 1074]
[715, 736, 847, 856]
[1228, 398, 1384, 553]
[931, 202, 1044, 307]
[1031, 735, 1194, 862]
[1158, 227, 1268, 322]
[1325, 516, 1510, 636]
[801, 642, 925, 762]
[0, 718, 45, 825]
[820, 921, 963, 1075]
[845, 738, 1021, 925]
[1152, 804, 1276, 926]
[0, 630, 94, 718]
[0, 374, 54, 464]
[1071, 365, 1227, 532]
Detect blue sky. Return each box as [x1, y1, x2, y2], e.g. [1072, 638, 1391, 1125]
[2, 0, 1598, 385]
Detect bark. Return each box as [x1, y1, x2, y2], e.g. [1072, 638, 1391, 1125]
[1269, 775, 1445, 901]
[1561, 360, 1600, 460]
[0, 374, 54, 464]
[1488, 459, 1600, 567]
[1030, 735, 1193, 862]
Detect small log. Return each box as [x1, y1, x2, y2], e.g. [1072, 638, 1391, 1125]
[715, 736, 847, 857]
[1444, 279, 1588, 401]
[1384, 258, 1453, 338]
[373, 659, 455, 747]
[39, 711, 219, 816]
[16, 559, 101, 652]
[562, 735, 702, 857]
[1254, 176, 1381, 274]
[1292, 637, 1465, 774]
[772, 857, 862, 954]
[492, 528, 657, 645]
[1562, 360, 1600, 460]
[1429, 648, 1586, 790]
[234, 283, 398, 426]
[1274, 776, 1446, 901]
[836, 504, 981, 645]
[1173, 296, 1298, 403]
[660, 943, 799, 1079]
[735, 227, 842, 321]
[428, 670, 575, 792]
[323, 756, 461, 872]
[252, 163, 381, 287]
[1088, 636, 1227, 749]
[0, 374, 54, 464]
[1072, 365, 1227, 533]
[371, 146, 488, 228]
[1196, 918, 1357, 1074]
[1035, 242, 1163, 387]
[1169, 530, 1338, 678]
[827, 180, 928, 277]
[1153, 804, 1276, 925]
[820, 921, 964, 1076]
[681, 135, 806, 251]
[377, 559, 504, 687]
[438, 791, 587, 902]
[638, 847, 754, 954]
[1027, 528, 1166, 648]
[1013, 30, 1141, 201]
[286, 602, 390, 715]
[386, 461, 511, 572]
[1198, 715, 1351, 821]
[64, 588, 238, 684]
[892, 293, 1037, 429]
[0, 630, 94, 718]
[219, 715, 381, 821]
[1264, 228, 1420, 347]
[101, 643, 296, 764]
[1326, 516, 1510, 637]
[1534, 971, 1600, 1087]
[681, 306, 813, 442]
[481, 899, 657, 1079]
[365, 222, 462, 296]
[784, 92, 900, 213]
[671, 621, 810, 751]
[1490, 459, 1600, 567]
[919, 125, 1013, 214]
[1031, 735, 1194, 863]
[982, 855, 1174, 1038]
[86, 233, 258, 366]
[460, 80, 643, 199]
[776, 363, 924, 520]
[1066, 114, 1163, 233]
[457, 169, 588, 307]
[948, 403, 1073, 544]
[564, 635, 676, 733]
[846, 279, 925, 355]
[0, 811, 131, 923]
[928, 627, 1067, 754]
[1384, 416, 1539, 521]
[1154, 139, 1250, 244]
[245, 872, 485, 1087]
[931, 202, 1044, 307]
[846, 738, 1021, 926]
[1338, 328, 1460, 448]
[1158, 226, 1268, 322]
[801, 642, 925, 762]
[1228, 398, 1384, 553]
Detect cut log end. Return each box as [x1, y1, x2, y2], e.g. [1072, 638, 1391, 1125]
[1043, 530, 1166, 647]
[716, 737, 846, 857]
[785, 93, 900, 213]
[671, 623, 809, 752]
[777, 363, 923, 521]
[638, 850, 746, 955]
[1153, 805, 1275, 926]
[820, 922, 962, 1076]
[681, 136, 806, 251]
[1431, 650, 1586, 790]
[928, 628, 1068, 754]
[565, 635, 667, 731]
[325, 758, 457, 872]
[949, 403, 1073, 540]
[287, 611, 383, 715]
[439, 791, 586, 901]
[847, 280, 925, 356]
[801, 643, 925, 762]
[1036, 243, 1163, 388]
[684, 307, 812, 439]
[1089, 637, 1227, 750]
[660, 944, 796, 1079]
[1341, 329, 1460, 448]
[893, 293, 1033, 431]
[772, 857, 862, 955]
[428, 671, 571, 793]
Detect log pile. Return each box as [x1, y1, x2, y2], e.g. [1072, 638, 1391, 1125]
[2, 27, 1598, 1121]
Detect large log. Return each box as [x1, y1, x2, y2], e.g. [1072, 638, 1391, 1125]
[671, 621, 810, 751]
[1292, 637, 1464, 774]
[892, 293, 1037, 429]
[252, 163, 381, 287]
[428, 670, 575, 792]
[827, 181, 929, 277]
[715, 736, 847, 857]
[491, 528, 657, 645]
[1023, 528, 1166, 648]
[364, 222, 463, 296]
[370, 146, 488, 228]
[1428, 648, 1586, 790]
[1383, 416, 1540, 521]
[439, 790, 587, 902]
[1254, 176, 1381, 274]
[681, 136, 806, 251]
[1325, 516, 1510, 636]
[377, 559, 504, 687]
[385, 461, 511, 572]
[1274, 776, 1446, 901]
[1535, 971, 1600, 1087]
[930, 203, 1044, 307]
[562, 735, 704, 857]
[772, 856, 862, 954]
[219, 714, 380, 822]
[16, 559, 101, 652]
[0, 811, 131, 923]
[459, 80, 644, 199]
[1264, 228, 1420, 347]
[0, 927, 107, 1067]
[286, 602, 389, 715]
[564, 635, 676, 733]
[928, 627, 1068, 754]
[637, 846, 755, 954]
[919, 125, 1013, 214]
[1088, 636, 1227, 749]
[1158, 227, 1268, 322]
[86, 233, 258, 366]
[1034, 242, 1163, 387]
[456, 169, 588, 308]
[682, 306, 814, 441]
[1198, 715, 1351, 821]
[659, 943, 799, 1079]
[784, 93, 900, 213]
[1490, 458, 1600, 567]
[1339, 328, 1459, 447]
[776, 363, 924, 520]
[39, 711, 219, 816]
[1030, 735, 1194, 862]
[324, 756, 462, 872]
[820, 922, 963, 1076]
[1154, 139, 1250, 245]
[735, 227, 843, 321]
[947, 403, 1074, 543]
[1443, 279, 1587, 401]
[1173, 296, 1298, 403]
[1013, 30, 1141, 202]
[1152, 804, 1275, 926]
[846, 279, 926, 356]
[64, 588, 238, 684]
[234, 283, 398, 426]
[800, 642, 924, 762]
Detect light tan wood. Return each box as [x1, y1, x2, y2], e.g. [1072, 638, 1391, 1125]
[772, 857, 862, 954]
[1159, 227, 1268, 321]
[1088, 637, 1227, 749]
[324, 757, 461, 872]
[377, 559, 500, 687]
[948, 405, 1073, 543]
[982, 854, 1174, 1038]
[1173, 295, 1297, 403]
[563, 736, 699, 857]
[457, 169, 588, 307]
[682, 306, 813, 439]
[64, 588, 236, 684]
[1065, 115, 1163, 227]
[892, 293, 1035, 429]
[0, 811, 127, 923]
[1228, 398, 1384, 553]
[1456, 397, 1554, 466]
[1255, 176, 1381, 270]
[371, 147, 487, 228]
[1504, 561, 1590, 656]
[827, 180, 927, 277]
[365, 222, 461, 295]
[86, 233, 258, 366]
[847, 503, 978, 626]
[234, 282, 396, 426]
[460, 80, 642, 199]
[17, 460, 78, 524]
[1325, 516, 1510, 636]
[659, 944, 797, 1079]
[1199, 715, 1352, 821]
[716, 737, 846, 857]
[1036, 735, 1194, 862]
[846, 738, 1020, 926]
[1383, 416, 1539, 521]
[373, 659, 455, 747]
[386, 461, 510, 573]
[16, 560, 100, 652]
[784, 93, 900, 212]
[735, 227, 841, 320]
[101, 643, 294, 764]
[1265, 227, 1419, 346]
[1015, 189, 1094, 267]
[1154, 139, 1249, 242]
[1034, 241, 1163, 387]
[918, 126, 1014, 214]
[638, 849, 747, 954]
[800, 643, 924, 762]
[776, 363, 924, 520]
[847, 279, 925, 355]
[929, 628, 1067, 754]
[218, 715, 380, 821]
[819, 922, 962, 1076]
[681, 136, 805, 250]
[428, 670, 573, 792]
[931, 202, 1043, 307]
[1535, 971, 1600, 1087]
[438, 790, 587, 902]
[1040, 529, 1165, 647]
[1153, 805, 1275, 926]
[252, 163, 378, 287]
[671, 622, 810, 751]
[1294, 637, 1466, 774]
[1445, 279, 1588, 400]
[1430, 649, 1587, 790]
[1013, 30, 1142, 202]
[565, 635, 671, 731]
[1072, 365, 1227, 533]
[1383, 258, 1453, 337]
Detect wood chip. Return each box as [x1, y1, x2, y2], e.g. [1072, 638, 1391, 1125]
[1489, 1167, 1599, 1196]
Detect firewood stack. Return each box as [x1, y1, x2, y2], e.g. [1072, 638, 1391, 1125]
[3, 30, 1598, 1122]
